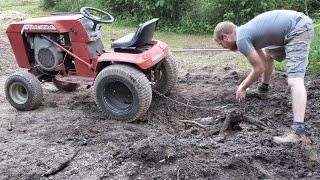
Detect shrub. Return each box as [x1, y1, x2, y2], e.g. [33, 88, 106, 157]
[307, 23, 320, 74]
[43, 0, 320, 34]
[103, 0, 192, 28]
[40, 0, 56, 9]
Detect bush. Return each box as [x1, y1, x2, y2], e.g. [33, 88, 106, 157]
[54, 0, 105, 12]
[308, 23, 320, 74]
[103, 0, 192, 28]
[40, 0, 105, 12]
[40, 0, 56, 8]
[43, 0, 320, 34]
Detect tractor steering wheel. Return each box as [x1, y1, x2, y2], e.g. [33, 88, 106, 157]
[80, 7, 114, 30]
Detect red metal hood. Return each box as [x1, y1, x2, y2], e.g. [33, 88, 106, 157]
[6, 14, 84, 33]
[18, 14, 83, 24]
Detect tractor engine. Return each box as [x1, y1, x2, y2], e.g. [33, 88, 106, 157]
[33, 35, 64, 71]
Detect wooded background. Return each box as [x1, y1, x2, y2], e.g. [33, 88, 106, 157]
[41, 0, 320, 33]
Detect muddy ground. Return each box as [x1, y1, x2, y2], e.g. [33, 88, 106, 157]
[1, 19, 320, 180]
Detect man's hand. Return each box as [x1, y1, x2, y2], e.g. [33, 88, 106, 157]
[236, 86, 246, 102]
[235, 49, 265, 102]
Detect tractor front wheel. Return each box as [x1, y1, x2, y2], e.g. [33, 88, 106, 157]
[5, 71, 43, 111]
[94, 64, 152, 122]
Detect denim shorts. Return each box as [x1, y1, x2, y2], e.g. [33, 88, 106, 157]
[266, 19, 313, 78]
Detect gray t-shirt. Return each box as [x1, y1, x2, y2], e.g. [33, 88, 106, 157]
[236, 10, 312, 56]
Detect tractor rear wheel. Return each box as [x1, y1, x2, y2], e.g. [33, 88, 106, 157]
[5, 71, 43, 111]
[52, 78, 79, 92]
[94, 64, 152, 122]
[152, 52, 178, 95]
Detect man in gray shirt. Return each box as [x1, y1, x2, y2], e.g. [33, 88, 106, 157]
[213, 10, 313, 144]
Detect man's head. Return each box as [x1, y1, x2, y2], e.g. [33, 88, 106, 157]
[213, 21, 237, 51]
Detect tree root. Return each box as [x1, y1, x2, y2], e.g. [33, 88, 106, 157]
[178, 120, 212, 129]
[44, 148, 81, 177]
[219, 108, 267, 135]
[180, 108, 267, 135]
[243, 115, 267, 130]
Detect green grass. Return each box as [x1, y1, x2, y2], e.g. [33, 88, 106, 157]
[155, 32, 218, 49]
[101, 23, 218, 50]
[235, 57, 251, 71]
[0, 0, 50, 17]
[0, 0, 50, 31]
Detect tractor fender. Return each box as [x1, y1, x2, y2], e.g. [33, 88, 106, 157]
[97, 41, 169, 70]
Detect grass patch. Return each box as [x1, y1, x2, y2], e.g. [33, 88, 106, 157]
[274, 61, 286, 72]
[0, 0, 51, 31]
[0, 0, 50, 17]
[174, 53, 214, 63]
[235, 57, 251, 71]
[101, 24, 218, 50]
[155, 32, 218, 49]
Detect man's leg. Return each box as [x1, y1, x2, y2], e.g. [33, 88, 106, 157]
[248, 49, 275, 99]
[288, 77, 307, 123]
[273, 27, 312, 144]
[257, 49, 274, 84]
[273, 77, 308, 144]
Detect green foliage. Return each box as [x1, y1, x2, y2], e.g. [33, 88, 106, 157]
[307, 23, 320, 74]
[173, 0, 218, 33]
[211, 0, 276, 25]
[274, 61, 286, 73]
[43, 0, 320, 34]
[40, 0, 105, 12]
[41, 0, 320, 74]
[40, 0, 56, 9]
[103, 0, 192, 28]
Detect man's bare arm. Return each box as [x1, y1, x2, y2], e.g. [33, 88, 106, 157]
[238, 50, 265, 90]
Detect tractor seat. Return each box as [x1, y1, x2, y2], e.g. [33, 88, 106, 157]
[111, 18, 159, 49]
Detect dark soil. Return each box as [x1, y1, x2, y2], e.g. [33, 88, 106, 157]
[1, 27, 320, 180]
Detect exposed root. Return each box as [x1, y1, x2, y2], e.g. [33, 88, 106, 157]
[179, 108, 267, 136]
[219, 108, 267, 135]
[44, 148, 81, 177]
[179, 120, 212, 129]
[243, 115, 267, 130]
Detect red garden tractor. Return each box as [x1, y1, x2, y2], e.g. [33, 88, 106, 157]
[5, 7, 177, 122]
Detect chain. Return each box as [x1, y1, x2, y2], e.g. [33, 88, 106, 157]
[152, 89, 228, 113]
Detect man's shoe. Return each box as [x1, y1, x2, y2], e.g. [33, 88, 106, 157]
[247, 88, 269, 100]
[273, 129, 311, 145]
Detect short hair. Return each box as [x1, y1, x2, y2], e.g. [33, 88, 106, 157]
[213, 21, 237, 42]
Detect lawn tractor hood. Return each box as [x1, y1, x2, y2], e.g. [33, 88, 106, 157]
[6, 14, 84, 33]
